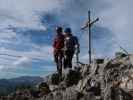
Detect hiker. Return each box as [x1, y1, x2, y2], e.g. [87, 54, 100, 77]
[63, 28, 80, 69]
[53, 27, 64, 75]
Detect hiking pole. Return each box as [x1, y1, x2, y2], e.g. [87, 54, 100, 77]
[76, 52, 79, 66]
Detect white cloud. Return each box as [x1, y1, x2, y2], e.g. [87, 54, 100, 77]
[0, 45, 53, 71]
[0, 0, 133, 78]
[97, 0, 133, 53]
[0, 65, 4, 70]
[0, 0, 64, 74]
[13, 56, 31, 66]
[69, 0, 133, 57]
[1, 0, 132, 56]
[0, 0, 65, 31]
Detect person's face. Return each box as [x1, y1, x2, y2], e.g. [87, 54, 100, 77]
[63, 32, 66, 36]
[63, 32, 69, 37]
[57, 32, 62, 36]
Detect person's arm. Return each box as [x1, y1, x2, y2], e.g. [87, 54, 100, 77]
[74, 36, 80, 54]
[74, 36, 80, 64]
[53, 38, 57, 48]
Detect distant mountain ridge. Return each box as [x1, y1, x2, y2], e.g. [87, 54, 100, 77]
[0, 76, 43, 96]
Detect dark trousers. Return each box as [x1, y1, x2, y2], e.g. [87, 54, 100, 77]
[54, 51, 63, 75]
[64, 50, 74, 69]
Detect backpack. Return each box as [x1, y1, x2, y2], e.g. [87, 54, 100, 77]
[64, 35, 78, 51]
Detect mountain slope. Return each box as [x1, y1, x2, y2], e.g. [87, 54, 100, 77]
[0, 52, 133, 100]
[0, 76, 43, 96]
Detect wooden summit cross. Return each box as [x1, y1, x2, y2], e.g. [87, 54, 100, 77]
[81, 11, 99, 64]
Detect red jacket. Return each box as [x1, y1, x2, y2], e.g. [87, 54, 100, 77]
[53, 35, 64, 54]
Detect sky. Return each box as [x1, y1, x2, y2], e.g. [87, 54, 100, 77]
[0, 0, 133, 79]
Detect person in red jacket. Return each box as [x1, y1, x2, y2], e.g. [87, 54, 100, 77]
[53, 27, 64, 75]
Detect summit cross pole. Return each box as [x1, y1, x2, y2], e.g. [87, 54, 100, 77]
[88, 11, 91, 64]
[81, 10, 99, 64]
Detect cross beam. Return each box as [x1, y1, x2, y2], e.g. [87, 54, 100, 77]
[81, 11, 99, 64]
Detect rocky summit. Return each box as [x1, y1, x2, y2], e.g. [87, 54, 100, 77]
[1, 52, 133, 100]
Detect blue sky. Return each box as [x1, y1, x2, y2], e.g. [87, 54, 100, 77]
[0, 0, 133, 79]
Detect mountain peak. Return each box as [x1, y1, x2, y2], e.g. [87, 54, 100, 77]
[0, 52, 133, 100]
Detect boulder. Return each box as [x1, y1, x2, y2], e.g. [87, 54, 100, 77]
[80, 92, 96, 100]
[38, 82, 51, 96]
[51, 73, 61, 85]
[63, 69, 81, 87]
[94, 58, 104, 64]
[115, 52, 127, 58]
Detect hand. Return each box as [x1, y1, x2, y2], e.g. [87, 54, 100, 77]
[75, 49, 80, 54]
